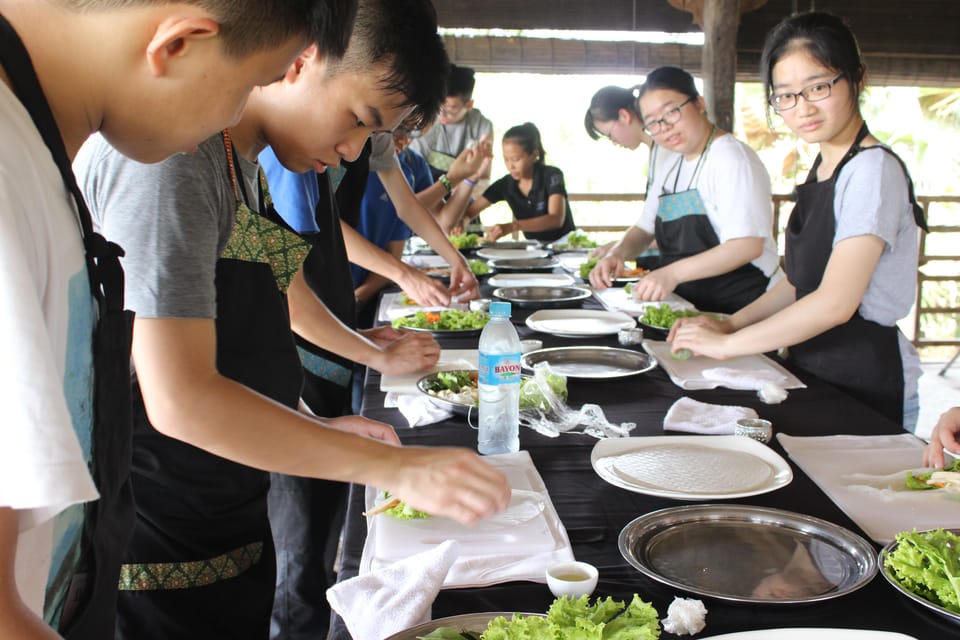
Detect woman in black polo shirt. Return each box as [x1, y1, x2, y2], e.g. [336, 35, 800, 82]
[461, 122, 575, 243]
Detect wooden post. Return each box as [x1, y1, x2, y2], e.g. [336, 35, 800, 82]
[702, 0, 740, 132]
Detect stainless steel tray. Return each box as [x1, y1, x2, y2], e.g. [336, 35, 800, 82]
[416, 370, 533, 417]
[879, 530, 960, 625]
[488, 256, 559, 272]
[521, 346, 657, 379]
[385, 612, 544, 639]
[619, 504, 877, 605]
[492, 285, 592, 308]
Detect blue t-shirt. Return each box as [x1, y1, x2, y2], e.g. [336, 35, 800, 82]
[259, 147, 321, 233]
[350, 148, 430, 287]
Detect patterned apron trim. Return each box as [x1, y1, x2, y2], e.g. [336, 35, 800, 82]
[297, 346, 353, 388]
[117, 542, 263, 591]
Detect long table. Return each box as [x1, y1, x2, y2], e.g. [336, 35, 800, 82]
[330, 288, 953, 639]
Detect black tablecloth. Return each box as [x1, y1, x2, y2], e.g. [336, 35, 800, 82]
[330, 287, 951, 640]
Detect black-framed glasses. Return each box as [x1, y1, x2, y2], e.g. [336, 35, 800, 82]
[642, 97, 694, 136]
[769, 74, 844, 111]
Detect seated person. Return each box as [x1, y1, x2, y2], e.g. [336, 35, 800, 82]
[590, 66, 781, 315]
[458, 122, 576, 244]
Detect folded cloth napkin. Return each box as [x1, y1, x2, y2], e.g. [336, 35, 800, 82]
[384, 392, 454, 427]
[663, 397, 758, 434]
[701, 366, 788, 390]
[328, 539, 460, 639]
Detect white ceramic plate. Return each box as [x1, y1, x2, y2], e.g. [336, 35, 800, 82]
[703, 630, 916, 640]
[526, 309, 636, 337]
[556, 252, 590, 273]
[592, 435, 793, 499]
[476, 247, 551, 260]
[488, 272, 576, 287]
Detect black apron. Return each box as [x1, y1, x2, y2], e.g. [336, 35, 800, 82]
[268, 170, 356, 639]
[784, 123, 926, 425]
[654, 130, 770, 314]
[0, 15, 135, 639]
[116, 132, 305, 639]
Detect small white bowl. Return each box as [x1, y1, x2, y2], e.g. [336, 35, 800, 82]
[520, 339, 543, 354]
[545, 561, 598, 598]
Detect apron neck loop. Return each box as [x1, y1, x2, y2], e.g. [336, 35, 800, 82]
[669, 125, 716, 194]
[222, 128, 249, 207]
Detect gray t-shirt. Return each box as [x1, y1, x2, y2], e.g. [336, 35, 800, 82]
[409, 108, 493, 165]
[76, 133, 249, 319]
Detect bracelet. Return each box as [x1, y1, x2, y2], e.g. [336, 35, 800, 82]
[463, 177, 477, 188]
[437, 173, 453, 194]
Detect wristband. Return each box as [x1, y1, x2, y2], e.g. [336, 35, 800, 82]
[463, 177, 477, 188]
[438, 173, 453, 194]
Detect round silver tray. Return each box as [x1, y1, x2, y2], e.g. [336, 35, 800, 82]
[879, 529, 960, 625]
[416, 370, 531, 417]
[488, 257, 559, 273]
[482, 240, 541, 250]
[492, 285, 592, 309]
[619, 504, 877, 605]
[385, 611, 544, 639]
[521, 346, 657, 379]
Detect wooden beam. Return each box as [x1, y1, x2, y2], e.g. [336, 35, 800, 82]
[701, 0, 740, 131]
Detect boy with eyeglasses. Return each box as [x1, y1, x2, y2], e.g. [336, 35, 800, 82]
[0, 1, 339, 638]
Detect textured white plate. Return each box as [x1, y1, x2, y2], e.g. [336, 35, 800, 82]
[476, 248, 551, 260]
[592, 435, 792, 499]
[488, 273, 576, 287]
[703, 630, 916, 640]
[525, 309, 636, 337]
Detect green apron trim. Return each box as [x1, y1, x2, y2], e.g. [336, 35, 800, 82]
[117, 542, 263, 591]
[297, 345, 353, 388]
[222, 199, 310, 293]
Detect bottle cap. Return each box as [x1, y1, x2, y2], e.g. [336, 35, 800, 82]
[489, 301, 511, 317]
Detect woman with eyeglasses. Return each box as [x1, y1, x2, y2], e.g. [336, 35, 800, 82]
[670, 12, 926, 431]
[590, 66, 781, 315]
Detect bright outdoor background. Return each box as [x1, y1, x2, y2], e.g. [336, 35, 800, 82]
[469, 72, 960, 354]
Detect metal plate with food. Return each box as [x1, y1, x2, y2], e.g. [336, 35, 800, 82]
[879, 528, 960, 626]
[545, 230, 599, 253]
[416, 370, 559, 417]
[525, 309, 636, 337]
[487, 272, 576, 288]
[480, 239, 541, 250]
[492, 285, 592, 309]
[618, 504, 877, 605]
[591, 435, 793, 500]
[476, 247, 551, 260]
[385, 612, 545, 640]
[390, 309, 488, 336]
[520, 346, 656, 379]
[488, 256, 559, 273]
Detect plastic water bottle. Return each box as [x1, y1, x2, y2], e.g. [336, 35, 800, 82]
[478, 301, 521, 455]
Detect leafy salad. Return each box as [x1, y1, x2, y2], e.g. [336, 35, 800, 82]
[364, 492, 431, 520]
[469, 259, 492, 275]
[553, 230, 598, 250]
[392, 310, 489, 331]
[423, 369, 568, 411]
[884, 528, 960, 613]
[639, 304, 702, 329]
[579, 257, 598, 280]
[450, 233, 481, 249]
[419, 593, 661, 639]
[905, 458, 960, 490]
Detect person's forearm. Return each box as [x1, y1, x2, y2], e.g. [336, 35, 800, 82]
[728, 277, 796, 331]
[341, 220, 408, 282]
[287, 268, 387, 369]
[414, 180, 448, 211]
[663, 237, 763, 285]
[355, 273, 392, 306]
[436, 180, 475, 233]
[610, 226, 654, 260]
[381, 169, 463, 268]
[513, 211, 565, 234]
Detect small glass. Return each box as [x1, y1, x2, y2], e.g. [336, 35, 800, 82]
[618, 327, 644, 347]
[735, 418, 773, 444]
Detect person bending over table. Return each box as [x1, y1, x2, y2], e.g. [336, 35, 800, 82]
[75, 2, 510, 637]
[669, 12, 926, 432]
[584, 84, 660, 268]
[589, 66, 781, 315]
[453, 122, 576, 244]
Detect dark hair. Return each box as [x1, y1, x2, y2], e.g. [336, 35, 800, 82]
[636, 66, 699, 104]
[584, 85, 642, 140]
[63, 0, 355, 59]
[503, 122, 546, 165]
[336, 0, 449, 129]
[447, 64, 477, 101]
[761, 12, 865, 108]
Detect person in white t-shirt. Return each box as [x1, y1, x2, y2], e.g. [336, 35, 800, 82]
[590, 67, 781, 315]
[0, 1, 336, 637]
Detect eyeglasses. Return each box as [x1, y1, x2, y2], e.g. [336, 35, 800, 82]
[642, 97, 694, 136]
[597, 119, 620, 141]
[768, 74, 844, 111]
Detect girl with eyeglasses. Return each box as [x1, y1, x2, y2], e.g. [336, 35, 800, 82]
[459, 122, 576, 243]
[590, 66, 781, 315]
[670, 12, 926, 431]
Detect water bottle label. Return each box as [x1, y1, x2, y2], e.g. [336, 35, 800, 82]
[478, 352, 522, 386]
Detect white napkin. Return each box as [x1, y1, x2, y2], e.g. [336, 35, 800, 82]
[327, 539, 460, 640]
[384, 392, 454, 427]
[663, 397, 758, 434]
[702, 366, 790, 404]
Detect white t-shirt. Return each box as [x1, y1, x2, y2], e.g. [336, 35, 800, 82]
[0, 84, 98, 612]
[637, 133, 781, 281]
